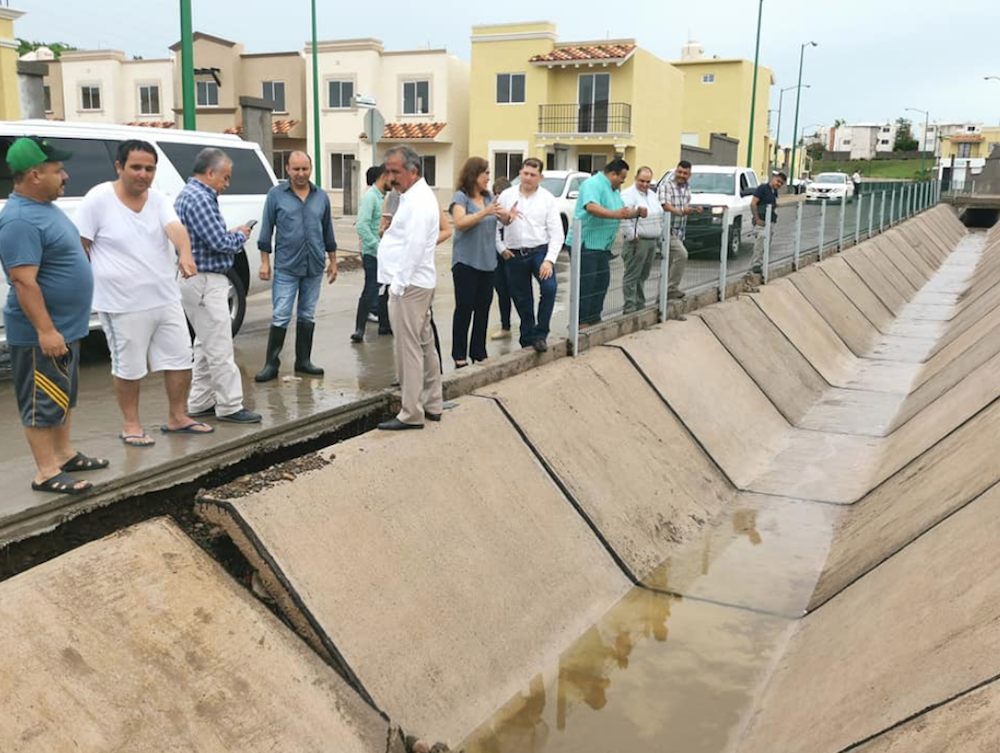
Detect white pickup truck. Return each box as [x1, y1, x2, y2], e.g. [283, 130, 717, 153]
[657, 165, 759, 258]
[0, 120, 278, 344]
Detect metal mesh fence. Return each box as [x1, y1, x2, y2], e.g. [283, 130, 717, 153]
[567, 179, 941, 354]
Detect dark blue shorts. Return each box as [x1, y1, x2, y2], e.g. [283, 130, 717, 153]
[10, 340, 80, 427]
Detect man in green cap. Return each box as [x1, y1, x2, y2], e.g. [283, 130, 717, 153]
[0, 137, 108, 494]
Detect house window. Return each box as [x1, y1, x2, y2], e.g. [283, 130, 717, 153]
[139, 85, 160, 116]
[403, 80, 430, 115]
[842, 139, 851, 146]
[496, 73, 526, 104]
[329, 152, 355, 190]
[702, 74, 715, 84]
[966, 126, 977, 133]
[957, 143, 973, 158]
[262, 81, 286, 113]
[420, 155, 436, 187]
[272, 150, 292, 180]
[578, 73, 611, 133]
[578, 153, 608, 174]
[80, 85, 101, 111]
[328, 80, 353, 109]
[881, 126, 891, 133]
[880, 139, 890, 146]
[546, 153, 556, 171]
[493, 151, 523, 181]
[43, 85, 51, 113]
[196, 80, 219, 107]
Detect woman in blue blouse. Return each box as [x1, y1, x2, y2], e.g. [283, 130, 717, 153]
[448, 157, 499, 367]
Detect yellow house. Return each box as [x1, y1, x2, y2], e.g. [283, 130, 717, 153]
[469, 22, 683, 181]
[670, 56, 774, 179]
[939, 128, 1000, 160]
[0, 7, 24, 120]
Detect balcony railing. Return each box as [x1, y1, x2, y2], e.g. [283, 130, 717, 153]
[538, 102, 632, 135]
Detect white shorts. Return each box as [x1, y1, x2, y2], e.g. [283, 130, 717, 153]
[99, 301, 193, 380]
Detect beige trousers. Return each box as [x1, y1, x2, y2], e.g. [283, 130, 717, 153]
[388, 285, 443, 425]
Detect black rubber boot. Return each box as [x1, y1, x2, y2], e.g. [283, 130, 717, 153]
[294, 320, 324, 376]
[351, 299, 367, 343]
[378, 291, 392, 335]
[254, 325, 287, 383]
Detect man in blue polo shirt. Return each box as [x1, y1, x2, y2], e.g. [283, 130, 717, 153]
[749, 171, 787, 275]
[0, 136, 107, 494]
[567, 159, 642, 325]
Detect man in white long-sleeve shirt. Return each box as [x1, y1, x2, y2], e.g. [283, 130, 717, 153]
[376, 145, 443, 430]
[495, 158, 565, 352]
[620, 167, 665, 313]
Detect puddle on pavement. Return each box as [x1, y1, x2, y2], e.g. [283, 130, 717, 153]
[459, 498, 842, 753]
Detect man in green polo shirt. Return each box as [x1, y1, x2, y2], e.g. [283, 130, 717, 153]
[566, 158, 641, 325]
[352, 164, 392, 342]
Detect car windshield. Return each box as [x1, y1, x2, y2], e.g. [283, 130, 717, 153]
[688, 171, 735, 194]
[815, 174, 846, 184]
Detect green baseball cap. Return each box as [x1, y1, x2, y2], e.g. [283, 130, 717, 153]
[6, 136, 73, 172]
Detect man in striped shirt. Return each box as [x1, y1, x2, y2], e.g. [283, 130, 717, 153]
[657, 160, 703, 300]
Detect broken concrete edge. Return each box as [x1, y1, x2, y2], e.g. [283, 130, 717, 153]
[0, 393, 391, 548]
[196, 496, 448, 753]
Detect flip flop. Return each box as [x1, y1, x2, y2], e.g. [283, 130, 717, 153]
[31, 471, 93, 495]
[60, 451, 111, 472]
[159, 422, 215, 435]
[120, 432, 156, 447]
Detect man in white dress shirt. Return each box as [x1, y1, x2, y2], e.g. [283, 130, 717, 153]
[376, 145, 443, 430]
[495, 158, 565, 353]
[620, 167, 664, 313]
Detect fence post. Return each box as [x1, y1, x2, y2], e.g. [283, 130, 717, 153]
[793, 198, 803, 271]
[879, 190, 886, 232]
[972, 180, 976, 196]
[818, 200, 827, 261]
[568, 219, 582, 357]
[718, 208, 729, 302]
[889, 187, 896, 226]
[658, 213, 671, 323]
[763, 207, 772, 284]
[838, 191, 846, 253]
[868, 188, 875, 239]
[855, 192, 863, 243]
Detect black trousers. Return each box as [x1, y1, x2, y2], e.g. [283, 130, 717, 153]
[451, 262, 495, 362]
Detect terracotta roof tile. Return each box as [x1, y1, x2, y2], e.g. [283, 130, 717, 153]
[124, 121, 176, 129]
[948, 134, 984, 143]
[530, 44, 637, 64]
[223, 119, 300, 136]
[381, 122, 447, 140]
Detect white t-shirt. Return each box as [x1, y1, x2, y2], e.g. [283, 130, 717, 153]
[74, 182, 181, 313]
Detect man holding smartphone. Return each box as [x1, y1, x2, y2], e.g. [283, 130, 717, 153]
[254, 151, 338, 381]
[174, 147, 261, 424]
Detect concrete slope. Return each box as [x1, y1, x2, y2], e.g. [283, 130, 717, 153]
[807, 397, 1000, 610]
[196, 398, 631, 748]
[476, 346, 735, 580]
[737, 484, 1000, 753]
[816, 256, 896, 334]
[852, 680, 1000, 753]
[0, 518, 398, 753]
[789, 265, 883, 356]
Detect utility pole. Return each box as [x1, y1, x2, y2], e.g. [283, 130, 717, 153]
[311, 0, 322, 186]
[788, 41, 818, 192]
[179, 0, 195, 130]
[746, 0, 764, 172]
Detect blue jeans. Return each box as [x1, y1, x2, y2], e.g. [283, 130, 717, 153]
[507, 248, 557, 346]
[580, 246, 611, 325]
[272, 268, 323, 327]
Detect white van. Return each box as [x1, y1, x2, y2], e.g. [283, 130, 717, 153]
[0, 120, 278, 343]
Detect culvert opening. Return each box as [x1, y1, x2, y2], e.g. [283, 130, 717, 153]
[961, 207, 999, 228]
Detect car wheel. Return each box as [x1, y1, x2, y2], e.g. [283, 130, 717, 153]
[727, 218, 742, 258]
[227, 268, 247, 337]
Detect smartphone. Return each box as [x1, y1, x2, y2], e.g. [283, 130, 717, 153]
[246, 219, 258, 229]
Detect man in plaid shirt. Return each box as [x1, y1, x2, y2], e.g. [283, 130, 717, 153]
[657, 160, 703, 299]
[174, 148, 261, 424]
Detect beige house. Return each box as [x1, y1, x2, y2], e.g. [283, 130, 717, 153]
[40, 49, 174, 127]
[305, 38, 469, 203]
[168, 32, 306, 178]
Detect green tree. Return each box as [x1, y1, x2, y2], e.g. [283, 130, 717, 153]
[16, 39, 77, 59]
[893, 117, 919, 151]
[806, 142, 825, 161]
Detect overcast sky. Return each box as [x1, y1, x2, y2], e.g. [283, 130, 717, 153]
[12, 0, 1000, 131]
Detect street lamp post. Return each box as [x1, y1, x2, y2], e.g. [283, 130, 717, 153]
[179, 0, 195, 130]
[905, 107, 929, 181]
[747, 0, 765, 171]
[788, 41, 818, 192]
[775, 83, 810, 171]
[310, 0, 322, 186]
